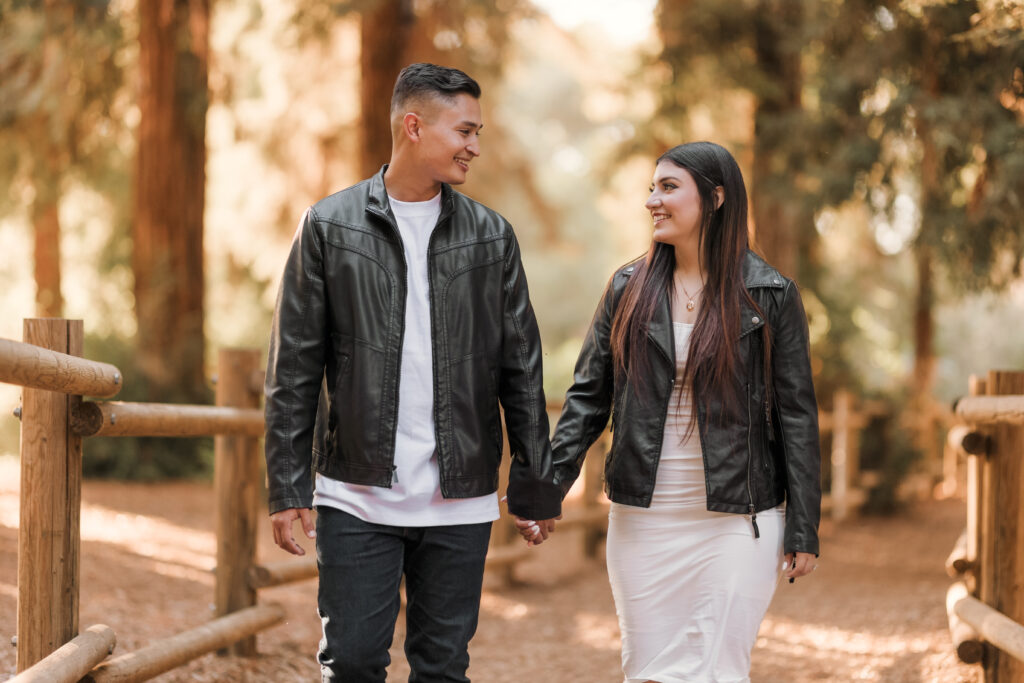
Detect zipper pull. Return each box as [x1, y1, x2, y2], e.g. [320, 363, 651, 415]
[749, 505, 760, 539]
[392, 465, 399, 484]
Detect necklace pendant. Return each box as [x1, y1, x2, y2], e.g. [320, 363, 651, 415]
[686, 300, 695, 311]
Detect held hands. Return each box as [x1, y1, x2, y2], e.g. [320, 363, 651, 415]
[785, 551, 817, 582]
[502, 495, 560, 547]
[271, 508, 316, 556]
[512, 515, 560, 547]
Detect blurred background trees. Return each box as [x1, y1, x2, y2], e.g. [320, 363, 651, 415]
[0, 1, 124, 318]
[0, 0, 1021, 481]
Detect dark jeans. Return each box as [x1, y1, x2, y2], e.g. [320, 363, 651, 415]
[315, 506, 493, 683]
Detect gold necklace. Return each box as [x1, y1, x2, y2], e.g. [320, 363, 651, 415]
[676, 276, 704, 311]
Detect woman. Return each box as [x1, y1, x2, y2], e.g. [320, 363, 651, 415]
[534, 142, 820, 682]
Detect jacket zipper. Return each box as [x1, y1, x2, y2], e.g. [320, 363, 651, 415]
[379, 208, 408, 489]
[370, 193, 453, 491]
[426, 216, 446, 496]
[746, 381, 760, 539]
[648, 311, 675, 505]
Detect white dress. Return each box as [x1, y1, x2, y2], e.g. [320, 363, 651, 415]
[606, 322, 784, 683]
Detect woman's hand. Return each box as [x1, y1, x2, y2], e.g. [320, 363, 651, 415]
[785, 551, 817, 580]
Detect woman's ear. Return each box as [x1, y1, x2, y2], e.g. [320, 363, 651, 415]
[714, 186, 725, 210]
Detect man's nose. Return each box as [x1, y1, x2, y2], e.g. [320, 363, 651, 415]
[466, 136, 480, 157]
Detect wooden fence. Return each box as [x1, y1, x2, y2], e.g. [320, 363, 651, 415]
[2, 319, 281, 682]
[944, 371, 1024, 682]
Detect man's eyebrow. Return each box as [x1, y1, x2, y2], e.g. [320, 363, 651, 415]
[457, 121, 482, 130]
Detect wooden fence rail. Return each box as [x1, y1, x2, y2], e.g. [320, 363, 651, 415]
[945, 370, 1024, 682]
[8, 624, 116, 683]
[72, 401, 264, 438]
[0, 336, 122, 398]
[81, 604, 284, 683]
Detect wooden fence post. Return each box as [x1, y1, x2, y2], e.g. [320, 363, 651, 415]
[213, 348, 262, 656]
[982, 370, 1024, 681]
[17, 319, 84, 671]
[965, 375, 985, 596]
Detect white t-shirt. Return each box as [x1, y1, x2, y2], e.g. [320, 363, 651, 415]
[313, 191, 500, 526]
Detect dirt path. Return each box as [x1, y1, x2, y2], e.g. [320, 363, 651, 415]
[0, 460, 978, 682]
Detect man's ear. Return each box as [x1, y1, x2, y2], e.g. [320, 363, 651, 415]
[402, 112, 421, 142]
[714, 186, 725, 210]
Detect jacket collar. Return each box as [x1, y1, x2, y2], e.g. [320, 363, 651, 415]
[646, 251, 783, 353]
[742, 250, 785, 289]
[365, 164, 457, 228]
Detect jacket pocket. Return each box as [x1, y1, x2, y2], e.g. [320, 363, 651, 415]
[326, 352, 351, 450]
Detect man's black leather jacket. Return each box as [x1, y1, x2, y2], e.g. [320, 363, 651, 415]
[552, 251, 820, 555]
[264, 168, 561, 521]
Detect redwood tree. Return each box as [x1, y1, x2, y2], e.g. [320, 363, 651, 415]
[359, 0, 415, 178]
[133, 0, 209, 406]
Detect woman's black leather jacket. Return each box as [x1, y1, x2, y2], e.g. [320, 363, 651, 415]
[552, 250, 820, 555]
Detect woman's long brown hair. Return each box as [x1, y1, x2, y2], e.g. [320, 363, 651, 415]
[610, 142, 771, 426]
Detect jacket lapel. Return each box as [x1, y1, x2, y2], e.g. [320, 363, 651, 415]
[646, 291, 675, 365]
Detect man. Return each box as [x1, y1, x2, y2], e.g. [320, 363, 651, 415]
[264, 63, 561, 682]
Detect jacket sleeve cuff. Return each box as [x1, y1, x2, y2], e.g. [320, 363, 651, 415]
[268, 493, 314, 516]
[783, 530, 820, 557]
[506, 478, 563, 520]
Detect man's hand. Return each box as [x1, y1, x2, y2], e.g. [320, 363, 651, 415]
[512, 515, 560, 547]
[271, 507, 316, 556]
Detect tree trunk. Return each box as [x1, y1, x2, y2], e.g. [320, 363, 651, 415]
[359, 0, 415, 179]
[912, 246, 935, 400]
[31, 1, 72, 319]
[32, 181, 63, 318]
[751, 0, 803, 279]
[911, 21, 944, 411]
[133, 0, 209, 404]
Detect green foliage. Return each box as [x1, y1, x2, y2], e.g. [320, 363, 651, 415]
[811, 0, 1024, 290]
[0, 0, 127, 214]
[81, 332, 214, 480]
[858, 400, 923, 516]
[86, 434, 215, 481]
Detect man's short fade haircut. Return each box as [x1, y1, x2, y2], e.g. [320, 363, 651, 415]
[390, 63, 481, 113]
